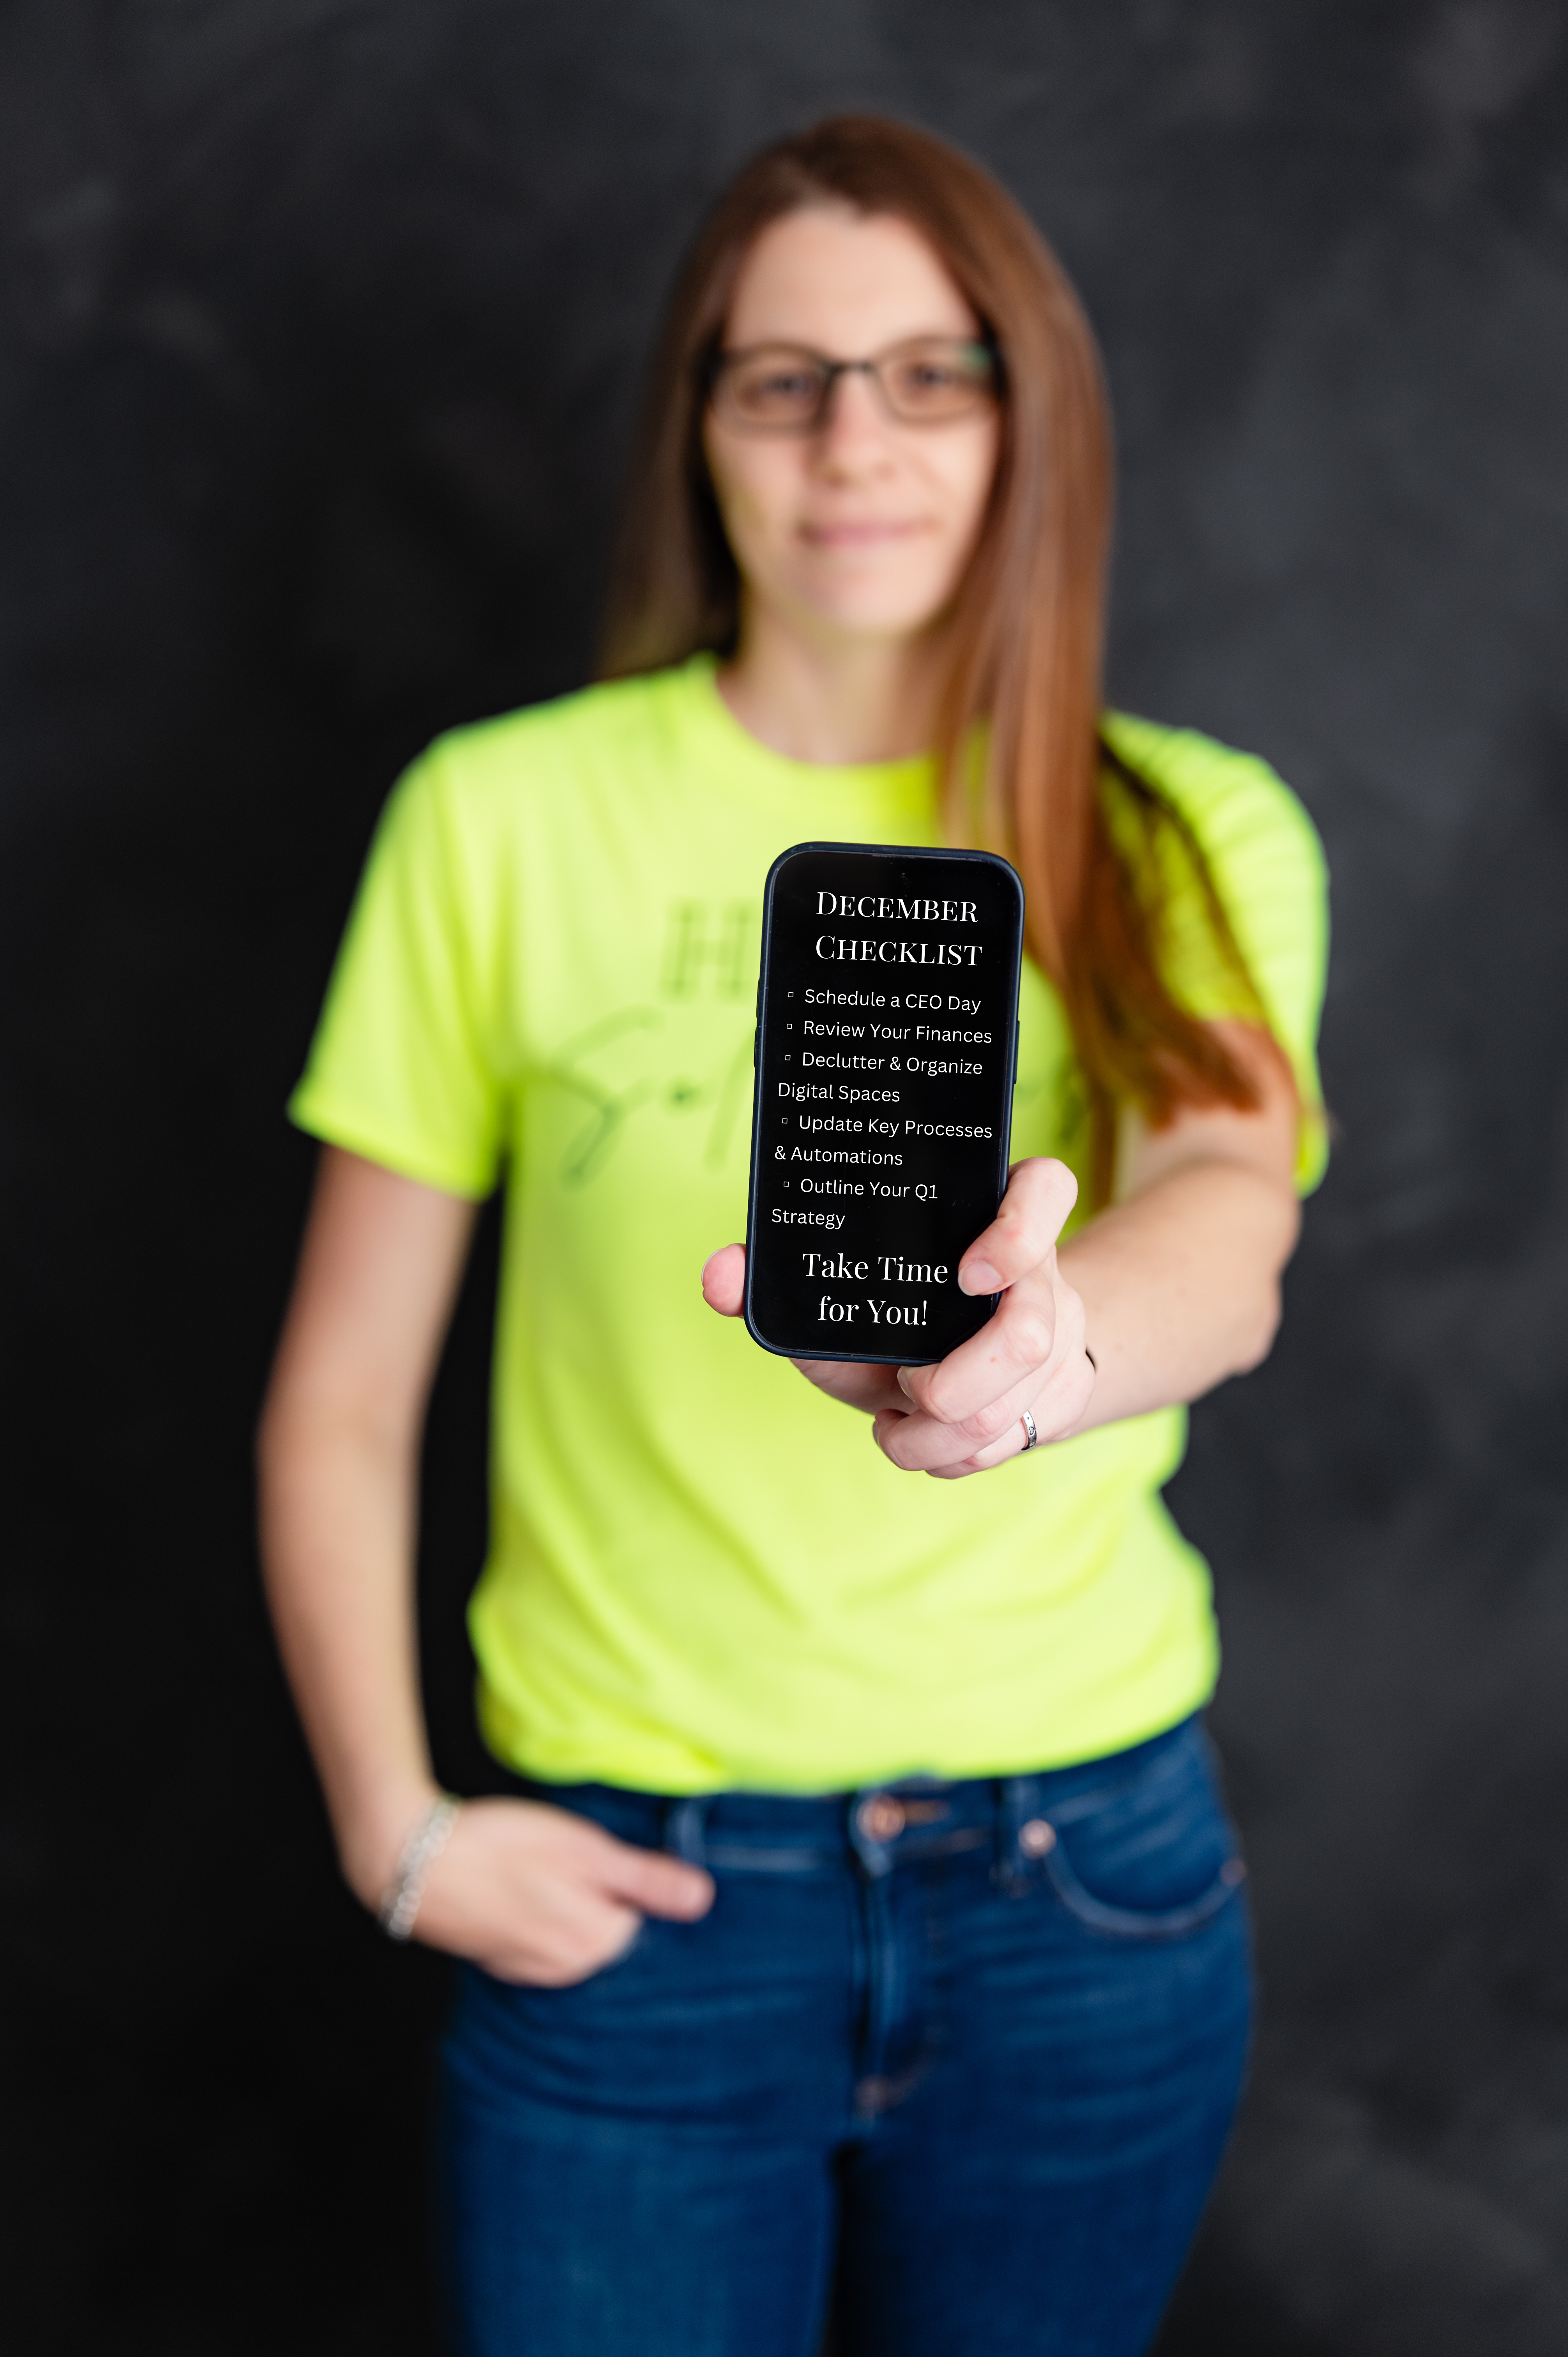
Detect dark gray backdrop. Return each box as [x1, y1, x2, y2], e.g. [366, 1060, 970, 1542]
[4, 4, 1568, 2351]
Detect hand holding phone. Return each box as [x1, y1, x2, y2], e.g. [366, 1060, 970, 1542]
[703, 1150, 1091, 1473]
[706, 838, 1093, 1470]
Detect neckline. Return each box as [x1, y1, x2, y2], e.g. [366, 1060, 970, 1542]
[680, 652, 936, 806]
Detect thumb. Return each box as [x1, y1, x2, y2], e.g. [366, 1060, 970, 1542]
[958, 1156, 1079, 1295]
[598, 1839, 715, 1922]
[702, 1243, 746, 1316]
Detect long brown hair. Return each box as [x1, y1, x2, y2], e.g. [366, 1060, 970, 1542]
[599, 114, 1265, 1200]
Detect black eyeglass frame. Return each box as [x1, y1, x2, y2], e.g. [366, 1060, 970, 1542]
[704, 333, 1005, 435]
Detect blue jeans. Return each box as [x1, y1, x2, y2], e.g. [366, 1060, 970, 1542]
[440, 1715, 1252, 2357]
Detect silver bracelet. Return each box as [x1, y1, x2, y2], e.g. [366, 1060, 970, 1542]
[378, 1794, 461, 1940]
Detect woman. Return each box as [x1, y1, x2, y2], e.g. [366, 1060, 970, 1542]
[260, 116, 1326, 2357]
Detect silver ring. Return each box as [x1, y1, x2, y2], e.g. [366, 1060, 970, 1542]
[1019, 1409, 1039, 1452]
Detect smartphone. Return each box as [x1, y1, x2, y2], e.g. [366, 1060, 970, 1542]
[744, 841, 1026, 1365]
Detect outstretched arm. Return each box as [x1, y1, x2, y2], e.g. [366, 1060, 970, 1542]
[703, 1020, 1301, 1476]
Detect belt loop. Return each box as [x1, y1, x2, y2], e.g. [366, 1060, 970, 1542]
[994, 1776, 1042, 1892]
[663, 1796, 712, 1866]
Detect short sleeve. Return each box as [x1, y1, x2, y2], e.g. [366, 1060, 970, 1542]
[1103, 713, 1331, 1194]
[288, 744, 507, 1198]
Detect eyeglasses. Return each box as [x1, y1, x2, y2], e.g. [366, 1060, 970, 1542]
[707, 336, 1000, 434]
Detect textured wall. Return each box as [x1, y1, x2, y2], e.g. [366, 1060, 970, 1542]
[4, 4, 1568, 2350]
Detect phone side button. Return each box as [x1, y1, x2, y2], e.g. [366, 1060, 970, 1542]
[1012, 1021, 1020, 1087]
[753, 1026, 759, 1067]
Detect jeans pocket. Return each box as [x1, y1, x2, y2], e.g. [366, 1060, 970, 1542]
[557, 1916, 653, 1990]
[1040, 1729, 1247, 1942]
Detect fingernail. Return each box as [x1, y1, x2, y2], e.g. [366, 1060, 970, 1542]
[896, 1367, 913, 1397]
[960, 1258, 1003, 1295]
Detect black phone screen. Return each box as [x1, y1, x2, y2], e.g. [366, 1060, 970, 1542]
[744, 841, 1026, 1365]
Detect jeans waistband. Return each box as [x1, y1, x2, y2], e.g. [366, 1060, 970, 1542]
[503, 1714, 1201, 1886]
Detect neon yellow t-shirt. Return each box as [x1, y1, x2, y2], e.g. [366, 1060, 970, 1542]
[290, 655, 1328, 1793]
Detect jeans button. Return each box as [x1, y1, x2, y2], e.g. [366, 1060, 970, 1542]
[1018, 1817, 1056, 1856]
[857, 1795, 906, 1842]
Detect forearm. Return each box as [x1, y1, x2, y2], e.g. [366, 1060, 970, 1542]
[257, 1148, 479, 1899]
[1059, 1158, 1300, 1433]
[258, 1401, 436, 1905]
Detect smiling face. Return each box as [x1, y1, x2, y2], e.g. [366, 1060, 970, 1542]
[703, 206, 1002, 653]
